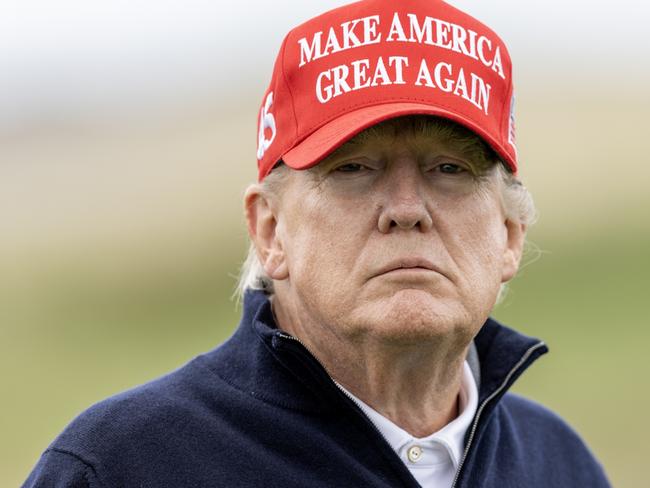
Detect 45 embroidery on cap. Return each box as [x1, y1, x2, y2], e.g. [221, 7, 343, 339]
[257, 92, 277, 160]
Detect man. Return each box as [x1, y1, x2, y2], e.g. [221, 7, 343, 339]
[24, 0, 610, 486]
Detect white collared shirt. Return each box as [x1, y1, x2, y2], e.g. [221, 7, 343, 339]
[337, 361, 479, 488]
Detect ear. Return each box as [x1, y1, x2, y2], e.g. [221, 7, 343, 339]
[244, 185, 289, 281]
[501, 219, 526, 283]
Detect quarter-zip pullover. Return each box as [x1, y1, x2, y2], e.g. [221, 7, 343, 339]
[23, 290, 611, 487]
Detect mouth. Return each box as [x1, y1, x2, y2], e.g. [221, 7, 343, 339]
[371, 257, 447, 281]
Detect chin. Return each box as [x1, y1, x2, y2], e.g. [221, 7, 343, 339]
[362, 289, 476, 345]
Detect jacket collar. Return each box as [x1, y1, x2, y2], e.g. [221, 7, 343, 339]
[208, 290, 547, 414]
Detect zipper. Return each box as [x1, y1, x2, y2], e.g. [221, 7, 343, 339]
[450, 341, 547, 488]
[275, 331, 418, 486]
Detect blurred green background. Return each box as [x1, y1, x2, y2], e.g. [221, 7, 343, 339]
[2, 1, 649, 486]
[3, 87, 648, 488]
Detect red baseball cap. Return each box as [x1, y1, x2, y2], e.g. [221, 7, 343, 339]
[256, 0, 518, 181]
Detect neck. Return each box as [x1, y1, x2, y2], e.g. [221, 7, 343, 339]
[272, 295, 469, 438]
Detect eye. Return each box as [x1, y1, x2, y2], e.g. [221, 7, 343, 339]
[335, 162, 366, 173]
[437, 162, 465, 174]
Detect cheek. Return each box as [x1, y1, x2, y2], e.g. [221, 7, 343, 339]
[282, 193, 367, 289]
[281, 197, 373, 326]
[445, 197, 507, 278]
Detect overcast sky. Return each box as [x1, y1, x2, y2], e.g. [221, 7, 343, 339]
[1, 0, 648, 129]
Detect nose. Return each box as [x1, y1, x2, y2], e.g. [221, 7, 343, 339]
[377, 160, 433, 233]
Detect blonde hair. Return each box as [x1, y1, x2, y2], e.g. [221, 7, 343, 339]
[236, 116, 536, 300]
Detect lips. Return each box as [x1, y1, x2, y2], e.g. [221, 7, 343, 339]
[372, 257, 447, 280]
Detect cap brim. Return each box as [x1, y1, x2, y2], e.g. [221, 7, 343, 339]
[282, 102, 516, 173]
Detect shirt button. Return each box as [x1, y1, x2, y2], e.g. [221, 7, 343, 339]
[407, 445, 423, 463]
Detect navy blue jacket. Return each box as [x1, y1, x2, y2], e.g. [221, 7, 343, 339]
[24, 290, 610, 487]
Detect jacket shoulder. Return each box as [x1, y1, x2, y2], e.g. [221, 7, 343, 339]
[22, 448, 103, 488]
[496, 393, 610, 486]
[29, 355, 230, 482]
[62, 355, 221, 442]
[501, 393, 590, 444]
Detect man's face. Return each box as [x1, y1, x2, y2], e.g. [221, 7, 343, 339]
[265, 121, 523, 346]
